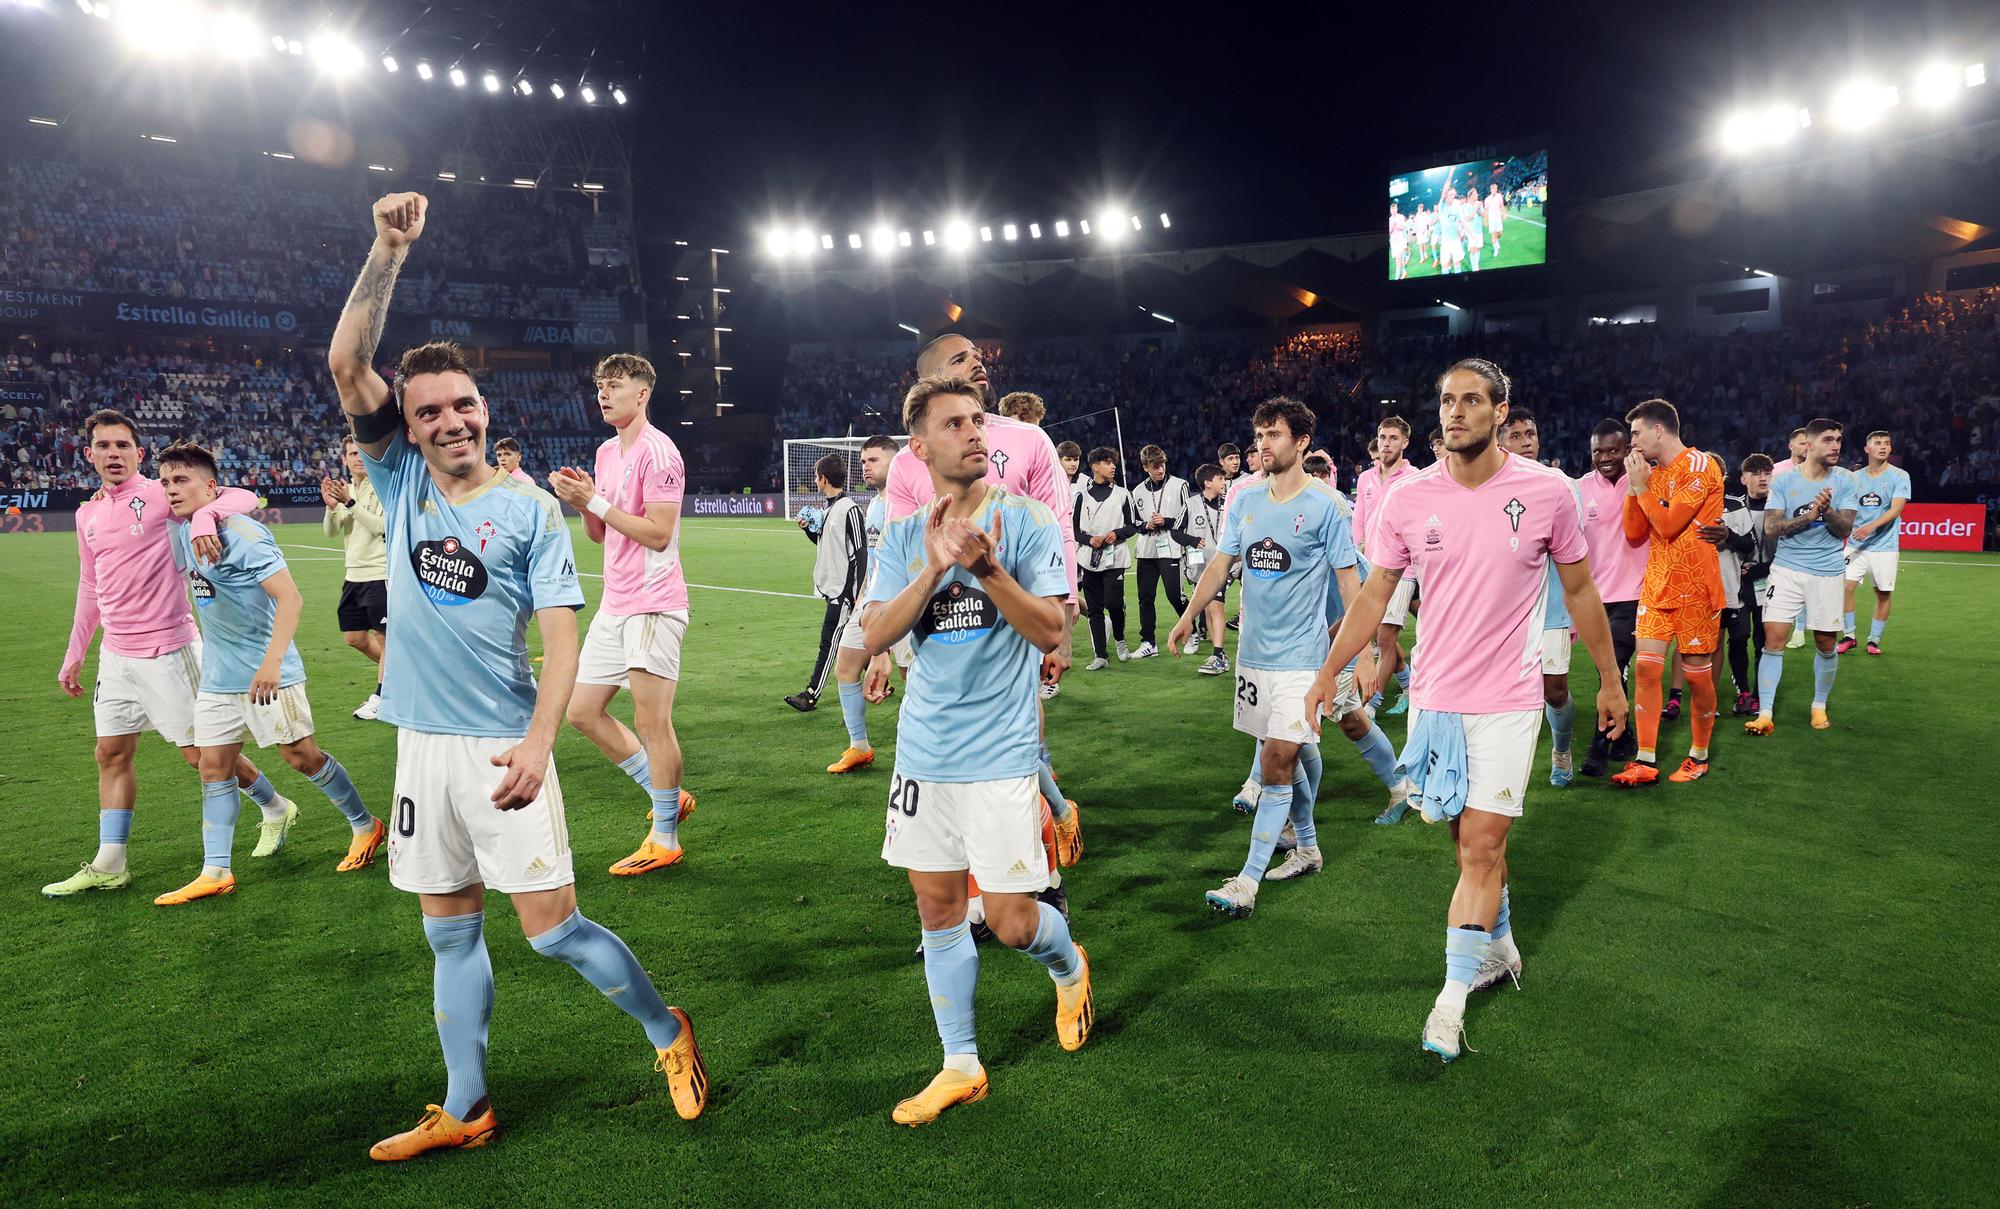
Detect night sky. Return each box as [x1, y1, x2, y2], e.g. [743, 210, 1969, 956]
[628, 0, 2000, 245]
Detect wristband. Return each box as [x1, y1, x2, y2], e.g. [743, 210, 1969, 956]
[586, 496, 611, 519]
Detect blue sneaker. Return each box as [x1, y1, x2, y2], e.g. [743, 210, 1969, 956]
[1374, 798, 1411, 826]
[1549, 750, 1574, 788]
[1384, 695, 1410, 717]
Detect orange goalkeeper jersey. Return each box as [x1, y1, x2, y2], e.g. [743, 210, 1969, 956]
[1624, 446, 1726, 611]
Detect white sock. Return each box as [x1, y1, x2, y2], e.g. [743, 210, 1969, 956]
[200, 863, 230, 881]
[93, 843, 128, 874]
[259, 800, 289, 822]
[1489, 932, 1521, 964]
[942, 1052, 982, 1077]
[1436, 980, 1472, 1013]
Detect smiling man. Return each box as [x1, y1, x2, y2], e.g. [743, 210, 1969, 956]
[328, 192, 707, 1159]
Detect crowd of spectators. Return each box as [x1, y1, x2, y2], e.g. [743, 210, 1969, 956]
[770, 288, 2000, 508]
[0, 347, 604, 493]
[0, 155, 641, 323]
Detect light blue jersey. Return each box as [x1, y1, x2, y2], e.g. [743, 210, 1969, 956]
[364, 438, 586, 738]
[1542, 479, 1584, 631]
[170, 515, 304, 695]
[1849, 464, 1912, 552]
[1220, 477, 1357, 672]
[1321, 486, 1356, 629]
[865, 493, 887, 549]
[1770, 466, 1861, 576]
[863, 485, 1068, 783]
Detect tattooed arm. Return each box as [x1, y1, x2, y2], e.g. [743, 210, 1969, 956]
[329, 192, 428, 457]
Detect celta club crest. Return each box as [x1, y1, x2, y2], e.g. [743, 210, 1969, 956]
[474, 519, 498, 552]
[1504, 498, 1526, 532]
[1293, 513, 1306, 535]
[989, 449, 1010, 477]
[128, 496, 146, 534]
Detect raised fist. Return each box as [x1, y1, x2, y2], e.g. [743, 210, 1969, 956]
[372, 193, 428, 249]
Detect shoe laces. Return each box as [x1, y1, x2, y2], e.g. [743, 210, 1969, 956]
[416, 1104, 446, 1130]
[656, 1047, 687, 1077]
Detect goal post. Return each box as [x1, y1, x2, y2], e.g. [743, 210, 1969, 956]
[782, 435, 904, 520]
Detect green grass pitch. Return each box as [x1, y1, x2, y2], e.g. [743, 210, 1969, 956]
[1396, 204, 1548, 280]
[2, 517, 1994, 1207]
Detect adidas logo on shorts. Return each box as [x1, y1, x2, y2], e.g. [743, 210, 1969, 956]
[1494, 789, 1514, 803]
[524, 857, 551, 878]
[1008, 860, 1031, 876]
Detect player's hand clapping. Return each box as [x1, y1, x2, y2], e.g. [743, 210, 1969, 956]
[1623, 449, 1652, 493]
[490, 736, 552, 810]
[548, 467, 597, 510]
[1807, 486, 1833, 518]
[946, 510, 1002, 579]
[321, 477, 350, 508]
[922, 496, 963, 574]
[372, 192, 428, 250]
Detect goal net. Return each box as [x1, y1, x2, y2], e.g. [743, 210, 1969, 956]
[782, 435, 904, 520]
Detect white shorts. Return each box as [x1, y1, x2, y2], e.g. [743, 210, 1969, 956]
[1541, 628, 1572, 675]
[194, 685, 315, 749]
[1844, 548, 1899, 592]
[93, 642, 203, 746]
[839, 612, 916, 667]
[387, 728, 574, 895]
[1331, 666, 1363, 719]
[1232, 665, 1319, 744]
[577, 609, 688, 685]
[881, 770, 1048, 894]
[1381, 576, 1418, 628]
[1766, 565, 1844, 633]
[1409, 705, 1539, 818]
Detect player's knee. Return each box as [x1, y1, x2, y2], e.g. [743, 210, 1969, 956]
[1337, 711, 1370, 740]
[342, 631, 371, 652]
[1455, 831, 1506, 873]
[93, 738, 135, 770]
[197, 750, 235, 780]
[278, 743, 321, 774]
[564, 699, 604, 730]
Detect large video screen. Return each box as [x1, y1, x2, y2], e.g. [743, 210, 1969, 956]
[1389, 144, 1547, 280]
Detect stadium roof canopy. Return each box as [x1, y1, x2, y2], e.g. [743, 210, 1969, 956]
[755, 120, 2000, 341]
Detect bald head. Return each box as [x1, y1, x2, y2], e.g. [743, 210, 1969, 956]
[916, 334, 990, 403]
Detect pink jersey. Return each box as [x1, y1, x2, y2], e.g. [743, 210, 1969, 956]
[885, 411, 1078, 597]
[508, 467, 535, 486]
[1370, 455, 1590, 713]
[1352, 458, 1418, 554]
[1771, 458, 1800, 480]
[1575, 468, 1647, 603]
[65, 477, 258, 673]
[592, 422, 689, 614]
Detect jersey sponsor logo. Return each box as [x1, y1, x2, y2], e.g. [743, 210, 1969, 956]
[918, 580, 997, 645]
[1859, 492, 1883, 507]
[1791, 503, 1817, 519]
[1245, 537, 1293, 579]
[189, 569, 215, 606]
[412, 537, 490, 606]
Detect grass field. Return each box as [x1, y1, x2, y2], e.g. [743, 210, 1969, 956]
[1396, 203, 1547, 280]
[3, 516, 1995, 1207]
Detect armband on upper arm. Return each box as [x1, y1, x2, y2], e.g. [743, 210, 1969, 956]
[350, 400, 404, 444]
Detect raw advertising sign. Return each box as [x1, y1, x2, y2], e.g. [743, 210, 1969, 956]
[1897, 503, 1986, 551]
[684, 494, 784, 517]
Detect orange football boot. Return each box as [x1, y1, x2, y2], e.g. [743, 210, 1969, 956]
[891, 1066, 989, 1127]
[1610, 761, 1660, 787]
[1055, 944, 1094, 1052]
[153, 871, 236, 906]
[369, 1104, 498, 1161]
[610, 839, 684, 877]
[827, 746, 876, 774]
[338, 818, 387, 872]
[1744, 716, 1775, 736]
[654, 1007, 709, 1120]
[1666, 757, 1710, 783]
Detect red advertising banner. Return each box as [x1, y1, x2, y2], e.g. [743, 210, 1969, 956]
[1897, 503, 1987, 551]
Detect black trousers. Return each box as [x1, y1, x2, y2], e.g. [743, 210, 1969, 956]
[1724, 602, 1762, 695]
[1590, 598, 1639, 760]
[803, 596, 849, 700]
[1080, 566, 1126, 658]
[1135, 556, 1187, 645]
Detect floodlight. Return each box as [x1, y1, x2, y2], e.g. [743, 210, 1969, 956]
[515, 78, 533, 96]
[1054, 219, 1070, 237]
[943, 221, 973, 250]
[381, 55, 398, 73]
[310, 35, 364, 77]
[870, 225, 895, 255]
[1002, 223, 1018, 241]
[1968, 63, 1986, 87]
[764, 229, 790, 258]
[1829, 80, 1895, 129]
[820, 233, 834, 250]
[611, 86, 627, 105]
[978, 225, 993, 242]
[1079, 219, 1091, 235]
[1028, 223, 1041, 238]
[482, 73, 501, 93]
[898, 230, 912, 247]
[118, 1, 201, 56]
[1159, 212, 1171, 228]
[847, 233, 863, 249]
[792, 229, 816, 256]
[209, 13, 262, 59]
[549, 82, 564, 99]
[511, 178, 536, 188]
[416, 61, 433, 80]
[580, 85, 597, 103]
[449, 67, 466, 87]
[1913, 62, 1958, 107]
[921, 230, 936, 246]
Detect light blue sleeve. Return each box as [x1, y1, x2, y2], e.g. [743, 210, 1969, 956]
[1217, 496, 1245, 557]
[527, 498, 585, 611]
[226, 521, 288, 584]
[1011, 505, 1070, 598]
[864, 515, 915, 607]
[1893, 468, 1912, 501]
[168, 523, 193, 574]
[1832, 470, 1863, 512]
[1323, 496, 1358, 569]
